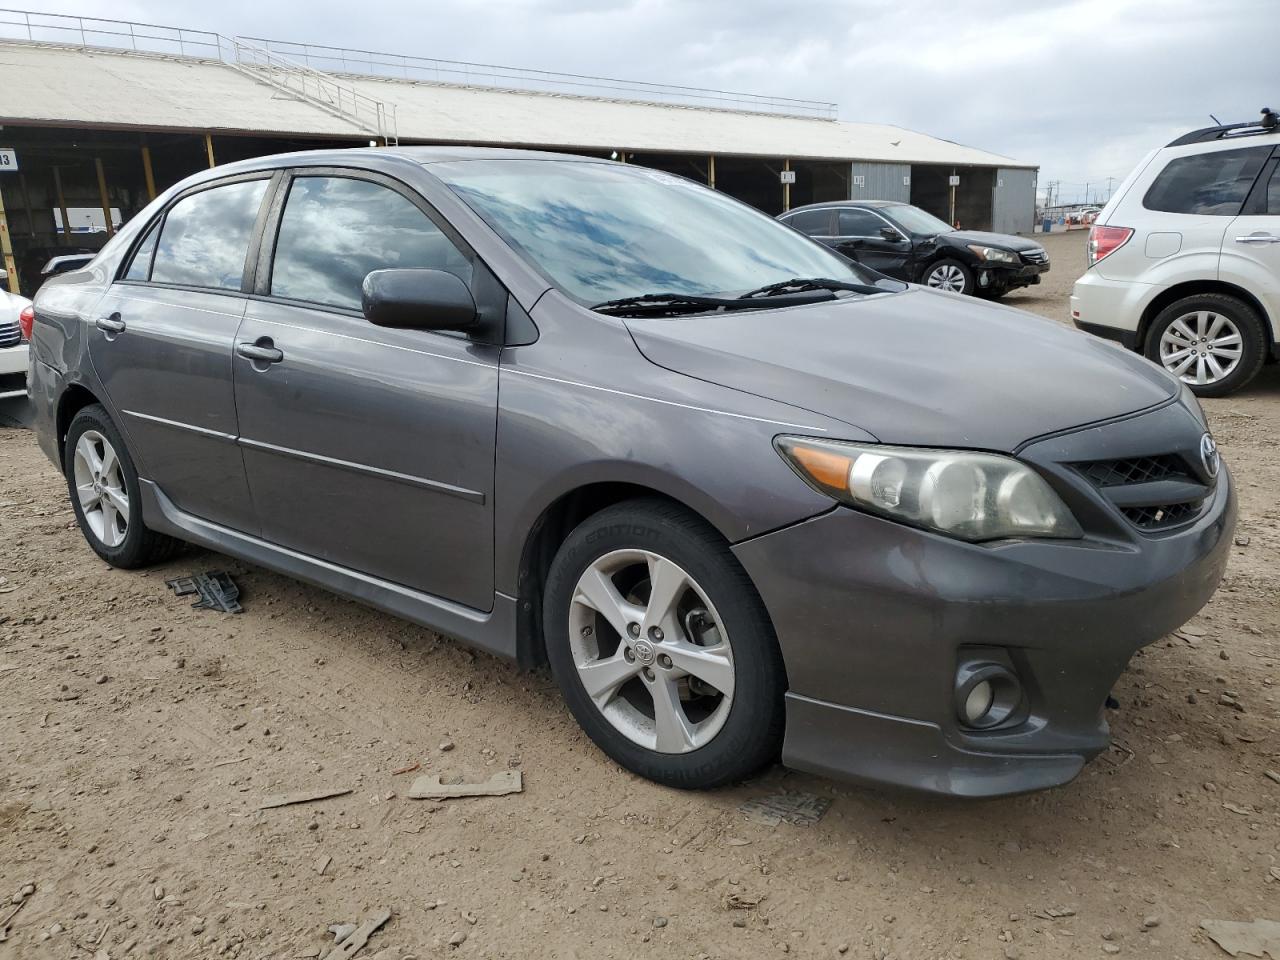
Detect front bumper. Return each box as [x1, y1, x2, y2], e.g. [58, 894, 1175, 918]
[981, 260, 1047, 291]
[0, 344, 29, 399]
[733, 444, 1234, 798]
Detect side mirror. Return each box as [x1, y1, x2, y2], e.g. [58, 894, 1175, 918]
[880, 226, 901, 242]
[361, 269, 478, 332]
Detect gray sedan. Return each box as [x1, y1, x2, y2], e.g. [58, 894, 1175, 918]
[27, 148, 1234, 797]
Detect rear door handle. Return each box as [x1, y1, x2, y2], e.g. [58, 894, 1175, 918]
[95, 314, 125, 334]
[236, 341, 284, 364]
[1234, 234, 1280, 244]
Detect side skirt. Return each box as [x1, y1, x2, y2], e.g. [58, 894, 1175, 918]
[139, 479, 518, 661]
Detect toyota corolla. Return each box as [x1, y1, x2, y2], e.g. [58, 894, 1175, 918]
[27, 148, 1234, 797]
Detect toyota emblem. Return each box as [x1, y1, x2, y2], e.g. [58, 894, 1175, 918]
[1199, 433, 1220, 479]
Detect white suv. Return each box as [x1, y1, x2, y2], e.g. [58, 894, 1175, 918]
[1071, 108, 1279, 396]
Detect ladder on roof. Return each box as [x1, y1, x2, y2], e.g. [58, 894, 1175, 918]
[228, 36, 398, 145]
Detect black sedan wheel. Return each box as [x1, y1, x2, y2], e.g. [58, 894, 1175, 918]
[924, 259, 974, 295]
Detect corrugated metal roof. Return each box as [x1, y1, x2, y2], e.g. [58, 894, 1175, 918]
[0, 42, 1035, 169]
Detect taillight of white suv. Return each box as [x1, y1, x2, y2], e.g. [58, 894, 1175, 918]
[1086, 225, 1134, 267]
[18, 305, 34, 342]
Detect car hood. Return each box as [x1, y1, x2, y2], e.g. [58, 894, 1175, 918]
[0, 289, 31, 320]
[941, 230, 1045, 253]
[625, 288, 1177, 452]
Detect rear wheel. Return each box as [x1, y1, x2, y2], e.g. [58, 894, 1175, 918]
[543, 499, 785, 789]
[64, 404, 183, 568]
[1144, 294, 1265, 397]
[924, 259, 974, 295]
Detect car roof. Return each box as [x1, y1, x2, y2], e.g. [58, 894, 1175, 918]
[783, 200, 904, 215]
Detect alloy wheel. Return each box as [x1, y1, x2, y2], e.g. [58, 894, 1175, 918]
[1158, 310, 1242, 386]
[927, 263, 967, 293]
[567, 549, 735, 754]
[73, 430, 130, 548]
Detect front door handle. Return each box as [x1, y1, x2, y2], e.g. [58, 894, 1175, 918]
[95, 314, 125, 334]
[236, 340, 284, 364]
[1235, 233, 1280, 244]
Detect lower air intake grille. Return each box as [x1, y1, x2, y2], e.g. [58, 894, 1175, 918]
[1121, 501, 1202, 529]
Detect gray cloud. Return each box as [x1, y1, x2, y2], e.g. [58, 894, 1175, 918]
[25, 0, 1275, 203]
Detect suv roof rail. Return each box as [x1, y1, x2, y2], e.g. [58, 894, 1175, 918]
[1167, 106, 1279, 147]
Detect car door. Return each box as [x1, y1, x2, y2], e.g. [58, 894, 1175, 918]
[831, 208, 913, 279]
[233, 169, 500, 611]
[89, 174, 274, 533]
[1221, 148, 1280, 342]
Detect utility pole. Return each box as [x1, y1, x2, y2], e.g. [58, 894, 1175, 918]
[1105, 176, 1115, 203]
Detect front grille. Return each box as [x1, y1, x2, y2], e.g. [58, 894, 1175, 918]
[1077, 454, 1191, 487]
[1074, 453, 1207, 531]
[1122, 502, 1202, 529]
[0, 318, 19, 349]
[1021, 249, 1049, 264]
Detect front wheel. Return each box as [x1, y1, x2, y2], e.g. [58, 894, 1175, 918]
[543, 499, 785, 789]
[924, 259, 974, 295]
[1144, 294, 1266, 398]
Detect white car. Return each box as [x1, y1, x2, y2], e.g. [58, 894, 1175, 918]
[1071, 107, 1280, 396]
[0, 288, 32, 400]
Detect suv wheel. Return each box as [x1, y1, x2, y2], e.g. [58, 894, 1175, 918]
[543, 499, 785, 789]
[925, 259, 973, 295]
[1145, 294, 1266, 397]
[64, 404, 183, 568]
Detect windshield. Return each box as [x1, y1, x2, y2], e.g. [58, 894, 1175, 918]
[883, 204, 954, 236]
[429, 159, 873, 304]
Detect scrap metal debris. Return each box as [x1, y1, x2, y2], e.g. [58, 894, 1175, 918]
[257, 787, 353, 810]
[391, 762, 421, 776]
[166, 571, 243, 613]
[724, 891, 764, 910]
[408, 770, 522, 800]
[320, 908, 391, 960]
[738, 790, 831, 827]
[1201, 918, 1280, 959]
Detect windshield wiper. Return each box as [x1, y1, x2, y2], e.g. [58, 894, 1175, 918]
[737, 277, 889, 299]
[591, 290, 831, 316]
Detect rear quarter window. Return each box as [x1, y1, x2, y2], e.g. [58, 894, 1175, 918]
[1142, 146, 1270, 216]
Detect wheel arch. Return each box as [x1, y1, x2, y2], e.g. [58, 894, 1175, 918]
[512, 482, 764, 671]
[55, 382, 103, 465]
[1138, 280, 1275, 354]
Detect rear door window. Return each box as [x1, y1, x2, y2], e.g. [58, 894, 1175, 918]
[150, 179, 270, 289]
[1143, 146, 1270, 216]
[837, 208, 889, 237]
[269, 175, 472, 312]
[783, 209, 832, 236]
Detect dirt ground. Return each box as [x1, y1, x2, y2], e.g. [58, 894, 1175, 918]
[1, 230, 1277, 960]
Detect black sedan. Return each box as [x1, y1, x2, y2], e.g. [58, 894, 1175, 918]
[779, 200, 1049, 298]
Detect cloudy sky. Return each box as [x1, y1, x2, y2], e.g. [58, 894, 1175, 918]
[23, 0, 1274, 203]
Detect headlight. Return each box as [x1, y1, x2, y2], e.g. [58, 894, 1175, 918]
[776, 437, 1083, 541]
[967, 244, 1020, 264]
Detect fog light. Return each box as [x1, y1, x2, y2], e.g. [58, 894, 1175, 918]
[954, 661, 1023, 730]
[963, 680, 995, 725]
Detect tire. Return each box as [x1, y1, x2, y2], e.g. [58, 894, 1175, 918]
[1143, 294, 1266, 398]
[924, 258, 974, 295]
[543, 498, 785, 789]
[64, 404, 183, 568]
